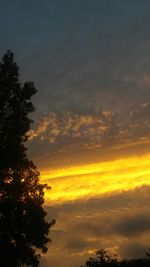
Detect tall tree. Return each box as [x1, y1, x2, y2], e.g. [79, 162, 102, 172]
[0, 50, 54, 267]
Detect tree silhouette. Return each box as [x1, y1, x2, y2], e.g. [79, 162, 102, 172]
[0, 50, 54, 267]
[81, 249, 118, 267]
[81, 249, 150, 267]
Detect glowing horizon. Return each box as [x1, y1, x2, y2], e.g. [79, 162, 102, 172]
[41, 153, 150, 204]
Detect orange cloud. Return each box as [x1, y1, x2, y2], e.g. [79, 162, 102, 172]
[28, 110, 115, 145]
[28, 101, 150, 154]
[41, 153, 150, 204]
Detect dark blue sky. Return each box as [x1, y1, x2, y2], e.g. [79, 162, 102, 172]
[1, 1, 150, 117]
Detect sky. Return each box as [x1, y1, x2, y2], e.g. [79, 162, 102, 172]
[1, 1, 150, 266]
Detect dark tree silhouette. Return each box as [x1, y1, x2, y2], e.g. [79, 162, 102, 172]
[81, 249, 118, 267]
[81, 249, 150, 267]
[0, 50, 54, 267]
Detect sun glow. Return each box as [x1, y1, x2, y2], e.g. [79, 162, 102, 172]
[41, 153, 150, 204]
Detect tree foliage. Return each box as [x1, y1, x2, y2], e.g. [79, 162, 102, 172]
[81, 249, 118, 267]
[81, 249, 150, 267]
[0, 50, 54, 267]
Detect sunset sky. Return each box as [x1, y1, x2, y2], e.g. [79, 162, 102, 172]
[1, 1, 150, 267]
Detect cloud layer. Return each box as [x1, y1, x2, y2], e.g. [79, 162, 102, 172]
[42, 186, 150, 267]
[28, 101, 150, 168]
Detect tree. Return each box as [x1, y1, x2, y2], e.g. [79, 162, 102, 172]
[81, 249, 118, 267]
[81, 249, 150, 267]
[0, 50, 54, 267]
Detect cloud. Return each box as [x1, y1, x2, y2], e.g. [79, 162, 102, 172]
[27, 11, 150, 122]
[28, 101, 150, 154]
[43, 186, 150, 267]
[66, 238, 91, 251]
[119, 241, 148, 259]
[114, 213, 150, 237]
[28, 110, 113, 144]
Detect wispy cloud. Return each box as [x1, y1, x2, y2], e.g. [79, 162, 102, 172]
[28, 101, 150, 152]
[41, 153, 150, 204]
[28, 110, 114, 144]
